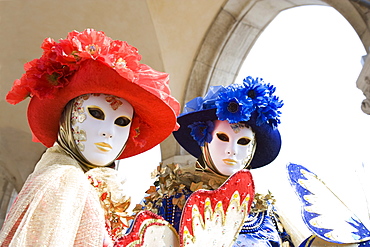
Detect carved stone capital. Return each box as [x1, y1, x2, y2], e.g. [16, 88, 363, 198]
[356, 55, 370, 114]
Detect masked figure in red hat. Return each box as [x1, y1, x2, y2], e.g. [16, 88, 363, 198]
[0, 29, 180, 246]
[145, 78, 294, 246]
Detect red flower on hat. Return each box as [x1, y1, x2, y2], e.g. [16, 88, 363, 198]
[6, 29, 142, 105]
[109, 40, 141, 81]
[68, 29, 112, 60]
[5, 79, 31, 104]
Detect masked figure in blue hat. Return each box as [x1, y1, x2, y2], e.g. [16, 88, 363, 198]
[144, 76, 294, 246]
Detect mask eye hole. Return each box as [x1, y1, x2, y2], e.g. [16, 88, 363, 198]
[216, 132, 229, 142]
[88, 107, 105, 120]
[237, 137, 251, 146]
[115, 116, 131, 127]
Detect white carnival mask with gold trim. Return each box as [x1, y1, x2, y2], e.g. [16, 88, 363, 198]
[208, 120, 255, 176]
[71, 93, 133, 166]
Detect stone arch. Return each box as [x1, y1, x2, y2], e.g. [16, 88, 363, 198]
[184, 0, 370, 105]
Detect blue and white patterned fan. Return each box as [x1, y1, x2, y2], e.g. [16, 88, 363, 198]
[287, 163, 370, 245]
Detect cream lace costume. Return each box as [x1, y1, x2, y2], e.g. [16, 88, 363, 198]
[0, 146, 106, 247]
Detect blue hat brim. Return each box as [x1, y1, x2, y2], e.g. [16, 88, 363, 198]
[172, 108, 281, 169]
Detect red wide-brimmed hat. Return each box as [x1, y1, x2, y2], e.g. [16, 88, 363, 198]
[6, 29, 180, 159]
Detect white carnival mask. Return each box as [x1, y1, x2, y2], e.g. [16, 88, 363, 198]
[207, 120, 255, 176]
[71, 94, 133, 166]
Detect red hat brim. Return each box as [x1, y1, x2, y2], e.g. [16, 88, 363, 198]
[27, 60, 178, 159]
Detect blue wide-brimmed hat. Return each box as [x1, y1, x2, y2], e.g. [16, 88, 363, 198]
[173, 76, 283, 169]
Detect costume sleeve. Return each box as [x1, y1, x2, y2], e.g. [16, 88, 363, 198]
[0, 163, 104, 247]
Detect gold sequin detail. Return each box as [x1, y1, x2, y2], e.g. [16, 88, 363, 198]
[86, 167, 132, 241]
[72, 126, 86, 151]
[71, 94, 89, 125]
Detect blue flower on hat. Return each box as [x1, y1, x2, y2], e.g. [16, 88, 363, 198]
[215, 85, 254, 124]
[240, 77, 283, 129]
[242, 76, 270, 107]
[188, 120, 214, 146]
[256, 95, 283, 128]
